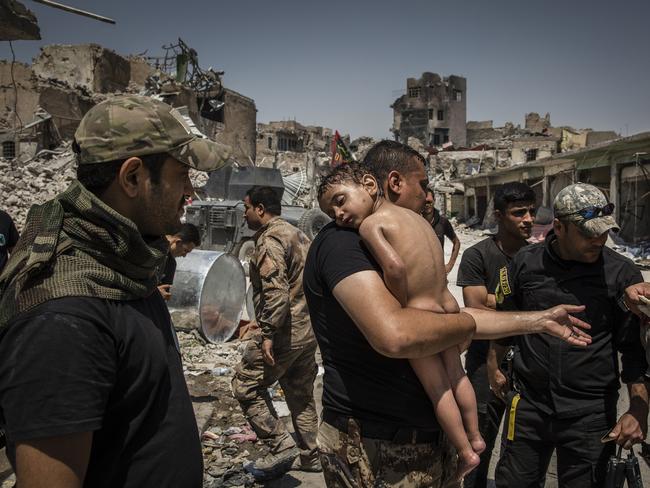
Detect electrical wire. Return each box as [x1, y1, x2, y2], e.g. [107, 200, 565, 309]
[9, 41, 24, 135]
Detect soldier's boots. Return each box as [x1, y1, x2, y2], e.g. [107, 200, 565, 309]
[244, 445, 300, 480]
[291, 452, 323, 473]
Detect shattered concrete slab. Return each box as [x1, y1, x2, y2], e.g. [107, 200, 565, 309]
[0, 0, 41, 41]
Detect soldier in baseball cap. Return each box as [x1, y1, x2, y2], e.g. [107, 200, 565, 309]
[553, 183, 619, 237]
[0, 95, 233, 486]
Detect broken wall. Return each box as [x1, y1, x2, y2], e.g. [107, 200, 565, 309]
[213, 89, 256, 165]
[0, 60, 39, 130]
[511, 137, 559, 163]
[525, 112, 551, 133]
[32, 44, 130, 94]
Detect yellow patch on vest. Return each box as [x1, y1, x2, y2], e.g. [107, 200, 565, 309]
[507, 393, 521, 441]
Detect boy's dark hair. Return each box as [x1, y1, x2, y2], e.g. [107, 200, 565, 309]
[76, 153, 169, 196]
[362, 140, 426, 187]
[317, 162, 373, 199]
[245, 186, 282, 216]
[493, 182, 536, 213]
[175, 223, 201, 246]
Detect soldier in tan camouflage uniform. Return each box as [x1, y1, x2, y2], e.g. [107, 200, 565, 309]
[232, 186, 319, 480]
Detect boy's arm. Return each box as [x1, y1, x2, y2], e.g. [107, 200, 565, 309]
[359, 220, 408, 307]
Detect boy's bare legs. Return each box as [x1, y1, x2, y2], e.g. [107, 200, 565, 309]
[410, 355, 481, 480]
[440, 346, 486, 455]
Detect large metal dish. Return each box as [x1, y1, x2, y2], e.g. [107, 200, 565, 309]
[168, 250, 246, 342]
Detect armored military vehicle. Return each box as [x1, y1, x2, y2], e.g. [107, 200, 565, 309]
[185, 166, 329, 262]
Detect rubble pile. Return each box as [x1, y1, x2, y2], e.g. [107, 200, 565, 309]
[0, 144, 76, 229]
[177, 330, 301, 488]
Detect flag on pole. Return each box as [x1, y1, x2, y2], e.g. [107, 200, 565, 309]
[330, 130, 356, 167]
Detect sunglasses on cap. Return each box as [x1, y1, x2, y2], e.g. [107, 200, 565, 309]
[557, 202, 615, 220]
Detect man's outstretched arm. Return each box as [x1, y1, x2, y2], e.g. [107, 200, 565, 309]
[465, 305, 591, 343]
[333, 271, 591, 360]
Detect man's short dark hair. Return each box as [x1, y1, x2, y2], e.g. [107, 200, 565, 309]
[175, 223, 201, 246]
[245, 186, 281, 216]
[493, 182, 536, 213]
[362, 140, 426, 186]
[76, 153, 169, 196]
[317, 162, 373, 199]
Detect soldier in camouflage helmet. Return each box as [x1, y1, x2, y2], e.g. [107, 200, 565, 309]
[0, 95, 231, 487]
[232, 186, 320, 481]
[492, 183, 650, 487]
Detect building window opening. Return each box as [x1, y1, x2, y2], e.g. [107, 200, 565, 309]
[437, 110, 444, 121]
[267, 137, 273, 149]
[278, 136, 299, 152]
[454, 90, 462, 102]
[525, 149, 538, 162]
[428, 109, 434, 120]
[198, 95, 225, 123]
[408, 86, 421, 98]
[433, 134, 441, 146]
[2, 140, 16, 159]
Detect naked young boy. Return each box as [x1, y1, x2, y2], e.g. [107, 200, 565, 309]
[318, 162, 485, 480]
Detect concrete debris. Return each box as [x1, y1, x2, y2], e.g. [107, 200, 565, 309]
[0, 0, 41, 41]
[175, 329, 300, 487]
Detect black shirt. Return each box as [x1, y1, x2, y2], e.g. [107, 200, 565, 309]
[160, 252, 177, 285]
[303, 222, 440, 430]
[0, 295, 203, 488]
[496, 232, 646, 418]
[456, 236, 511, 367]
[0, 210, 20, 273]
[427, 209, 456, 251]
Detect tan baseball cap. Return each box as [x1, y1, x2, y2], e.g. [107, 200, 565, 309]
[74, 95, 231, 171]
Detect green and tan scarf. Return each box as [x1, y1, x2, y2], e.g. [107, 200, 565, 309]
[0, 180, 168, 329]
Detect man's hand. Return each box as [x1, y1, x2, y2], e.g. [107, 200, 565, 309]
[445, 262, 453, 274]
[488, 367, 509, 402]
[608, 411, 647, 449]
[261, 338, 275, 366]
[625, 282, 650, 317]
[534, 305, 592, 346]
[158, 284, 172, 301]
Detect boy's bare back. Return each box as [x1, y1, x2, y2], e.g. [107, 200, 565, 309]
[359, 201, 459, 314]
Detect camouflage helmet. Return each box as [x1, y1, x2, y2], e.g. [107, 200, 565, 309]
[553, 183, 619, 237]
[73, 95, 231, 171]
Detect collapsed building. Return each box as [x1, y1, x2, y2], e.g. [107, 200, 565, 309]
[255, 120, 336, 173]
[0, 41, 257, 165]
[391, 72, 467, 147]
[0, 41, 258, 229]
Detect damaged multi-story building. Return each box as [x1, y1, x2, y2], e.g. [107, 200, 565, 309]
[391, 72, 467, 148]
[0, 41, 257, 164]
[255, 120, 347, 174]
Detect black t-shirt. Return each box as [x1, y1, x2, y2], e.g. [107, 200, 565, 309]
[428, 209, 456, 251]
[303, 222, 440, 430]
[456, 236, 511, 367]
[0, 294, 203, 488]
[496, 232, 647, 418]
[160, 253, 177, 285]
[0, 210, 20, 273]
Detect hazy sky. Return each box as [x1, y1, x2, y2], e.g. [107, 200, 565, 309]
[2, 0, 649, 139]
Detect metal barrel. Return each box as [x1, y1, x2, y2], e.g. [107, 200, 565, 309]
[167, 250, 246, 343]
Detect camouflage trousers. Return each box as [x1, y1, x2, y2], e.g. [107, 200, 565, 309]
[231, 335, 318, 460]
[318, 419, 460, 488]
